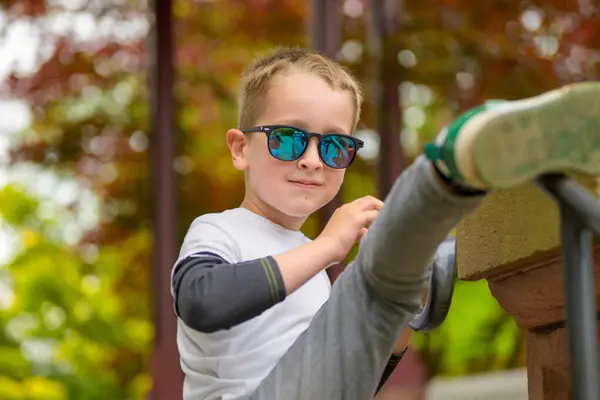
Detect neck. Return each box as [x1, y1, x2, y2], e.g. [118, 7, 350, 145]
[240, 196, 307, 231]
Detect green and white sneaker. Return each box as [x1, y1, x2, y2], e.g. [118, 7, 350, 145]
[424, 82, 600, 190]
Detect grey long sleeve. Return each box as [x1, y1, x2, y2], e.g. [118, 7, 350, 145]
[172, 252, 286, 333]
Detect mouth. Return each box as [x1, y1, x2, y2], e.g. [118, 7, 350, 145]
[288, 180, 322, 188]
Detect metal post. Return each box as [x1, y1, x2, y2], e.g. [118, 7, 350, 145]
[149, 0, 183, 398]
[560, 207, 598, 400]
[310, 0, 344, 282]
[536, 173, 600, 400]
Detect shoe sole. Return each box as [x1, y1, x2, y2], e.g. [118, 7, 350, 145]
[456, 82, 600, 189]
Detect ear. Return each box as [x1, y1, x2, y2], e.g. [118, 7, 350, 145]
[226, 129, 249, 171]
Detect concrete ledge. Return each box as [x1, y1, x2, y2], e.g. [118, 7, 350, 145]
[426, 369, 528, 400]
[456, 175, 598, 281]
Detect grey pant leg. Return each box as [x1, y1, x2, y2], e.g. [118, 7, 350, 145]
[248, 157, 484, 400]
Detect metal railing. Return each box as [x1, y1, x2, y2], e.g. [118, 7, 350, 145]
[415, 174, 600, 399]
[537, 174, 600, 400]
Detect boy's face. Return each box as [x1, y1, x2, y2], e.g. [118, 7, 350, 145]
[229, 71, 355, 225]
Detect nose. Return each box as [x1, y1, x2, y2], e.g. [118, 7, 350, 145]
[297, 137, 323, 170]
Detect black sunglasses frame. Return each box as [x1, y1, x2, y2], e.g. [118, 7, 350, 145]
[240, 125, 364, 169]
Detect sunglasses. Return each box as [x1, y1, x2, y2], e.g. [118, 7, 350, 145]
[240, 125, 364, 169]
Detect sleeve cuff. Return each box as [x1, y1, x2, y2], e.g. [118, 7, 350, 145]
[390, 346, 409, 363]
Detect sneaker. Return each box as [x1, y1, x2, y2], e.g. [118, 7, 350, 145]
[424, 82, 600, 189]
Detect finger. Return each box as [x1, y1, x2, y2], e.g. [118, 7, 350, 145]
[369, 196, 384, 209]
[354, 195, 384, 210]
[356, 227, 368, 242]
[353, 195, 376, 205]
[371, 199, 384, 210]
[359, 209, 380, 226]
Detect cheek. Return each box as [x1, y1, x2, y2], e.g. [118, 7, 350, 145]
[324, 170, 345, 196]
[248, 154, 286, 190]
[246, 141, 273, 173]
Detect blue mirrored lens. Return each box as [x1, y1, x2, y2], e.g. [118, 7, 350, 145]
[320, 135, 356, 168]
[269, 128, 307, 160]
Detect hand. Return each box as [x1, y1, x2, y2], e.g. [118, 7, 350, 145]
[316, 195, 384, 263]
[393, 326, 412, 354]
[393, 287, 429, 354]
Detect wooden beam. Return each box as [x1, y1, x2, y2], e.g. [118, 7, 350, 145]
[149, 0, 183, 398]
[310, 0, 345, 282]
[368, 0, 405, 198]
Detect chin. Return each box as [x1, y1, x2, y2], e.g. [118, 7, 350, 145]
[280, 204, 320, 218]
[278, 198, 327, 218]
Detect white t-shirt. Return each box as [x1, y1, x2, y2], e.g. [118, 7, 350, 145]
[173, 207, 332, 400]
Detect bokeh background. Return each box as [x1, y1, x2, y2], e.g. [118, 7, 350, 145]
[0, 0, 598, 399]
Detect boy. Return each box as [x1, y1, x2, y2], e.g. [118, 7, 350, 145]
[171, 47, 600, 399]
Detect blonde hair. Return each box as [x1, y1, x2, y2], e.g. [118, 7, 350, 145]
[237, 47, 363, 131]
